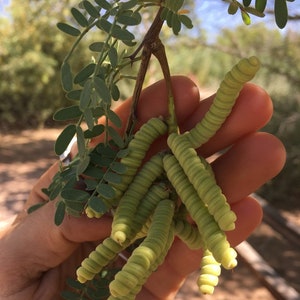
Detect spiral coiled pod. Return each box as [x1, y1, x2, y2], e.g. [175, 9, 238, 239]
[131, 183, 169, 239]
[163, 154, 237, 269]
[174, 219, 203, 249]
[76, 183, 168, 284]
[76, 237, 124, 283]
[167, 133, 237, 231]
[197, 249, 221, 295]
[184, 56, 260, 148]
[109, 199, 175, 298]
[111, 154, 164, 244]
[84, 205, 103, 218]
[107, 226, 175, 300]
[110, 117, 167, 197]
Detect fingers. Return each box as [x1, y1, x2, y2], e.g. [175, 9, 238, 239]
[212, 131, 286, 204]
[183, 83, 274, 157]
[11, 201, 112, 263]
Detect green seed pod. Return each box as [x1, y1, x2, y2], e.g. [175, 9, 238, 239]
[174, 219, 203, 249]
[111, 117, 167, 196]
[76, 237, 123, 283]
[185, 56, 260, 148]
[167, 134, 237, 231]
[197, 249, 221, 295]
[163, 154, 237, 269]
[111, 154, 164, 244]
[84, 205, 103, 218]
[109, 200, 175, 298]
[131, 183, 169, 238]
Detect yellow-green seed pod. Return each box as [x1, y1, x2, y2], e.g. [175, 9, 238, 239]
[84, 206, 103, 218]
[109, 199, 175, 297]
[163, 154, 237, 268]
[197, 249, 221, 295]
[76, 237, 124, 283]
[130, 183, 169, 238]
[167, 134, 237, 231]
[111, 154, 164, 244]
[185, 56, 260, 148]
[110, 117, 167, 201]
[174, 219, 203, 249]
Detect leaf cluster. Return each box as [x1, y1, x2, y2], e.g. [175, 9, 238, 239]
[227, 0, 294, 28]
[37, 141, 129, 226]
[61, 268, 119, 300]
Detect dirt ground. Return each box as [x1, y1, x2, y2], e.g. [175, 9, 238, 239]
[0, 128, 298, 299]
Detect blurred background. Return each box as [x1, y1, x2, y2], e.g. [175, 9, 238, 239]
[0, 1, 299, 299]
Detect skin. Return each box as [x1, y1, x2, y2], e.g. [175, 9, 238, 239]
[0, 76, 286, 300]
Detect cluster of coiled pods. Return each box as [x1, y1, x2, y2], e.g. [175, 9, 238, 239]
[76, 56, 261, 298]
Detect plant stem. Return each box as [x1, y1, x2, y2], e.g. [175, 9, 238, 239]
[152, 39, 178, 134]
[125, 5, 177, 136]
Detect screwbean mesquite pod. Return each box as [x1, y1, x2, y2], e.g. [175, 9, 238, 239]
[74, 57, 261, 297]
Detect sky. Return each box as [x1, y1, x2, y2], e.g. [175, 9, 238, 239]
[0, 0, 9, 16]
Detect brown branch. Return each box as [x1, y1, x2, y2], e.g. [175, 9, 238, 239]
[125, 7, 165, 137]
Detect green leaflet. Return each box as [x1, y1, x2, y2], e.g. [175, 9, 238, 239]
[53, 105, 82, 121]
[55, 124, 76, 156]
[255, 0, 267, 12]
[84, 124, 105, 138]
[61, 61, 73, 92]
[74, 63, 96, 84]
[94, 77, 111, 103]
[71, 7, 89, 27]
[57, 22, 81, 36]
[55, 201, 66, 226]
[79, 79, 92, 111]
[97, 183, 116, 199]
[117, 10, 142, 26]
[82, 0, 100, 18]
[275, 0, 288, 29]
[88, 196, 109, 214]
[243, 0, 252, 6]
[107, 126, 124, 148]
[228, 1, 239, 15]
[107, 109, 122, 128]
[95, 0, 111, 10]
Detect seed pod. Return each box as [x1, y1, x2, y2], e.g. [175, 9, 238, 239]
[76, 237, 123, 283]
[131, 183, 169, 238]
[109, 200, 175, 298]
[111, 154, 164, 244]
[163, 154, 237, 269]
[197, 249, 221, 295]
[106, 117, 167, 204]
[167, 133, 237, 231]
[185, 56, 260, 148]
[174, 219, 203, 249]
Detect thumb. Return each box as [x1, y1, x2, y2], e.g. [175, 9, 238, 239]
[0, 197, 112, 285]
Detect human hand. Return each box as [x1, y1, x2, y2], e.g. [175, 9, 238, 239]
[0, 76, 285, 300]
